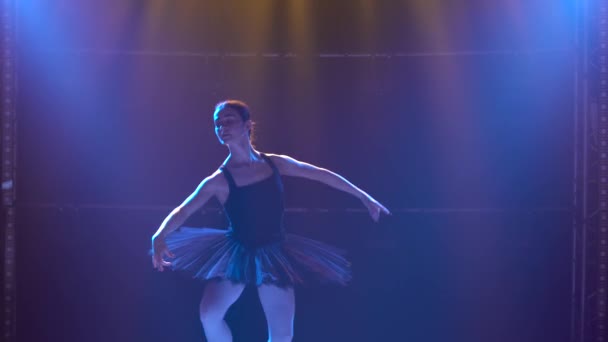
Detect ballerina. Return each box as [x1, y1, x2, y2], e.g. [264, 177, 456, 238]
[151, 99, 390, 342]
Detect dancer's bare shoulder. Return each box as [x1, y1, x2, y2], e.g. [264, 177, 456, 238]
[178, 169, 229, 214]
[265, 153, 319, 177]
[201, 169, 230, 204]
[265, 153, 296, 174]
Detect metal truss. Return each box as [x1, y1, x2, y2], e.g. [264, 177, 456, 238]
[571, 0, 607, 341]
[1, 0, 17, 341]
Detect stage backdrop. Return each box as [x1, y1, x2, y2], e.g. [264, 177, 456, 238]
[16, 1, 575, 341]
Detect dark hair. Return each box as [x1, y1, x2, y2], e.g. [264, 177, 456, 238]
[214, 100, 250, 122]
[214, 99, 255, 139]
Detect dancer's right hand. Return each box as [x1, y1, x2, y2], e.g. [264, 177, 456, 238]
[151, 235, 175, 272]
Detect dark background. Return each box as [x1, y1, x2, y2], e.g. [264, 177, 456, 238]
[16, 1, 575, 341]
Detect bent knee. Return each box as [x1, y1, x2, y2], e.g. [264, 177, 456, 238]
[199, 306, 225, 324]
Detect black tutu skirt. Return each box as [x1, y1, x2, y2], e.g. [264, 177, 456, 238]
[161, 227, 351, 287]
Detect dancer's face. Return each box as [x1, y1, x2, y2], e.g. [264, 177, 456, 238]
[213, 108, 250, 145]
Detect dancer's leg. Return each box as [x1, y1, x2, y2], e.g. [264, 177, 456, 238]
[257, 284, 295, 342]
[199, 280, 245, 342]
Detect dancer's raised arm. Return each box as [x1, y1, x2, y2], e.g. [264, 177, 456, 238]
[268, 154, 391, 221]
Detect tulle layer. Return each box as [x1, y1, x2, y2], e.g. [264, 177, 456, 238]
[163, 227, 351, 287]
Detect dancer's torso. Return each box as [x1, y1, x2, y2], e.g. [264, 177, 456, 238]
[219, 153, 285, 247]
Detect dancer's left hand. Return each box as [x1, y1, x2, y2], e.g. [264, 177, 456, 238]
[362, 195, 391, 222]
